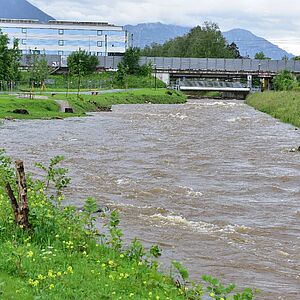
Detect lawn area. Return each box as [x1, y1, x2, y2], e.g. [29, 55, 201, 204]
[246, 91, 300, 127]
[0, 95, 74, 120]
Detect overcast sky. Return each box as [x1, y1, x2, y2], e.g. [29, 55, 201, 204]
[30, 0, 300, 54]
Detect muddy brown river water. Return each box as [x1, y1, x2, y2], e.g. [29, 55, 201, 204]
[1, 99, 299, 299]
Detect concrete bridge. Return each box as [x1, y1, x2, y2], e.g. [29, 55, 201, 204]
[20, 55, 300, 91]
[21, 55, 300, 75]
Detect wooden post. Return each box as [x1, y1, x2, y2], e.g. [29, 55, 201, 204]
[5, 160, 31, 229]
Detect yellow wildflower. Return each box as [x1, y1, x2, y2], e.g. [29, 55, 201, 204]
[49, 284, 55, 290]
[67, 266, 73, 274]
[28, 279, 39, 287]
[37, 274, 46, 280]
[27, 251, 33, 258]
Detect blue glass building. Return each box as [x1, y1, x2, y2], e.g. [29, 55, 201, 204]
[0, 19, 127, 56]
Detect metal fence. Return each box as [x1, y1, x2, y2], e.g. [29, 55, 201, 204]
[19, 55, 300, 73]
[140, 57, 300, 73]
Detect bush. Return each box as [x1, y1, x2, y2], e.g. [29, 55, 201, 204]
[273, 70, 299, 91]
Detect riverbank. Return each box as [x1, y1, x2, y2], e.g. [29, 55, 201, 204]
[0, 153, 255, 299]
[0, 89, 187, 120]
[246, 91, 300, 127]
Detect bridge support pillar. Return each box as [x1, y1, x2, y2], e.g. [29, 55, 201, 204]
[153, 72, 170, 85]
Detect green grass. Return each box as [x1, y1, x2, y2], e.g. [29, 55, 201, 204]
[246, 91, 300, 127]
[0, 95, 76, 120]
[0, 271, 33, 299]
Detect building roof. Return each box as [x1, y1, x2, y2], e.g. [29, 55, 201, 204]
[0, 18, 117, 27]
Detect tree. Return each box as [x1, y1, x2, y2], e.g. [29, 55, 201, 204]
[28, 52, 51, 91]
[0, 30, 21, 88]
[292, 56, 300, 60]
[116, 48, 152, 88]
[141, 22, 239, 59]
[254, 51, 270, 60]
[226, 42, 242, 58]
[67, 50, 98, 95]
[122, 47, 141, 74]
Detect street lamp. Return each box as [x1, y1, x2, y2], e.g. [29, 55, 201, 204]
[258, 63, 262, 91]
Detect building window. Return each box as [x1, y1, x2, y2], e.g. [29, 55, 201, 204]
[58, 29, 64, 35]
[21, 39, 26, 45]
[58, 50, 63, 55]
[22, 28, 27, 34]
[97, 41, 103, 47]
[97, 30, 102, 36]
[58, 40, 64, 46]
[97, 52, 103, 56]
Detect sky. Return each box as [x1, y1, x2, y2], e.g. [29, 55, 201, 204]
[29, 0, 300, 55]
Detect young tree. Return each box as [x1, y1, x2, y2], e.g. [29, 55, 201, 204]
[116, 48, 152, 88]
[122, 47, 141, 74]
[67, 50, 98, 95]
[28, 52, 51, 91]
[0, 30, 21, 88]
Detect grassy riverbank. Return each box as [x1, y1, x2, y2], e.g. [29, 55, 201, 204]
[0, 153, 255, 299]
[54, 89, 187, 114]
[246, 91, 300, 127]
[0, 89, 187, 120]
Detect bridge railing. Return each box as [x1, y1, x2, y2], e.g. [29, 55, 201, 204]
[19, 55, 300, 74]
[140, 57, 300, 73]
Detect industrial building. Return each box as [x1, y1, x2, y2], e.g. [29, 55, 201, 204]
[0, 18, 127, 57]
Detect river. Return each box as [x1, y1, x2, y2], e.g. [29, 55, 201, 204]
[1, 99, 299, 299]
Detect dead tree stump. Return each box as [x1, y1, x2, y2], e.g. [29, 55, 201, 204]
[5, 160, 31, 229]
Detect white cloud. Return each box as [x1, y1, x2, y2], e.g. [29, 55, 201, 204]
[29, 0, 300, 54]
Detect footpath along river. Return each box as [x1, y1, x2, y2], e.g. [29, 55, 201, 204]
[1, 99, 299, 299]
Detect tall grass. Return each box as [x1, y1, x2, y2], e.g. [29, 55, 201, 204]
[246, 91, 300, 127]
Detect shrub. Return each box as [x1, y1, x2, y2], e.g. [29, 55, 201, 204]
[273, 70, 299, 91]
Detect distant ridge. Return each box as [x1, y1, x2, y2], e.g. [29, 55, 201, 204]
[0, 0, 54, 23]
[124, 23, 190, 49]
[125, 23, 294, 59]
[223, 29, 293, 60]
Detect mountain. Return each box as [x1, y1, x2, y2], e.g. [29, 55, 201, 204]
[0, 0, 54, 23]
[125, 23, 294, 59]
[223, 29, 293, 60]
[124, 23, 190, 49]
